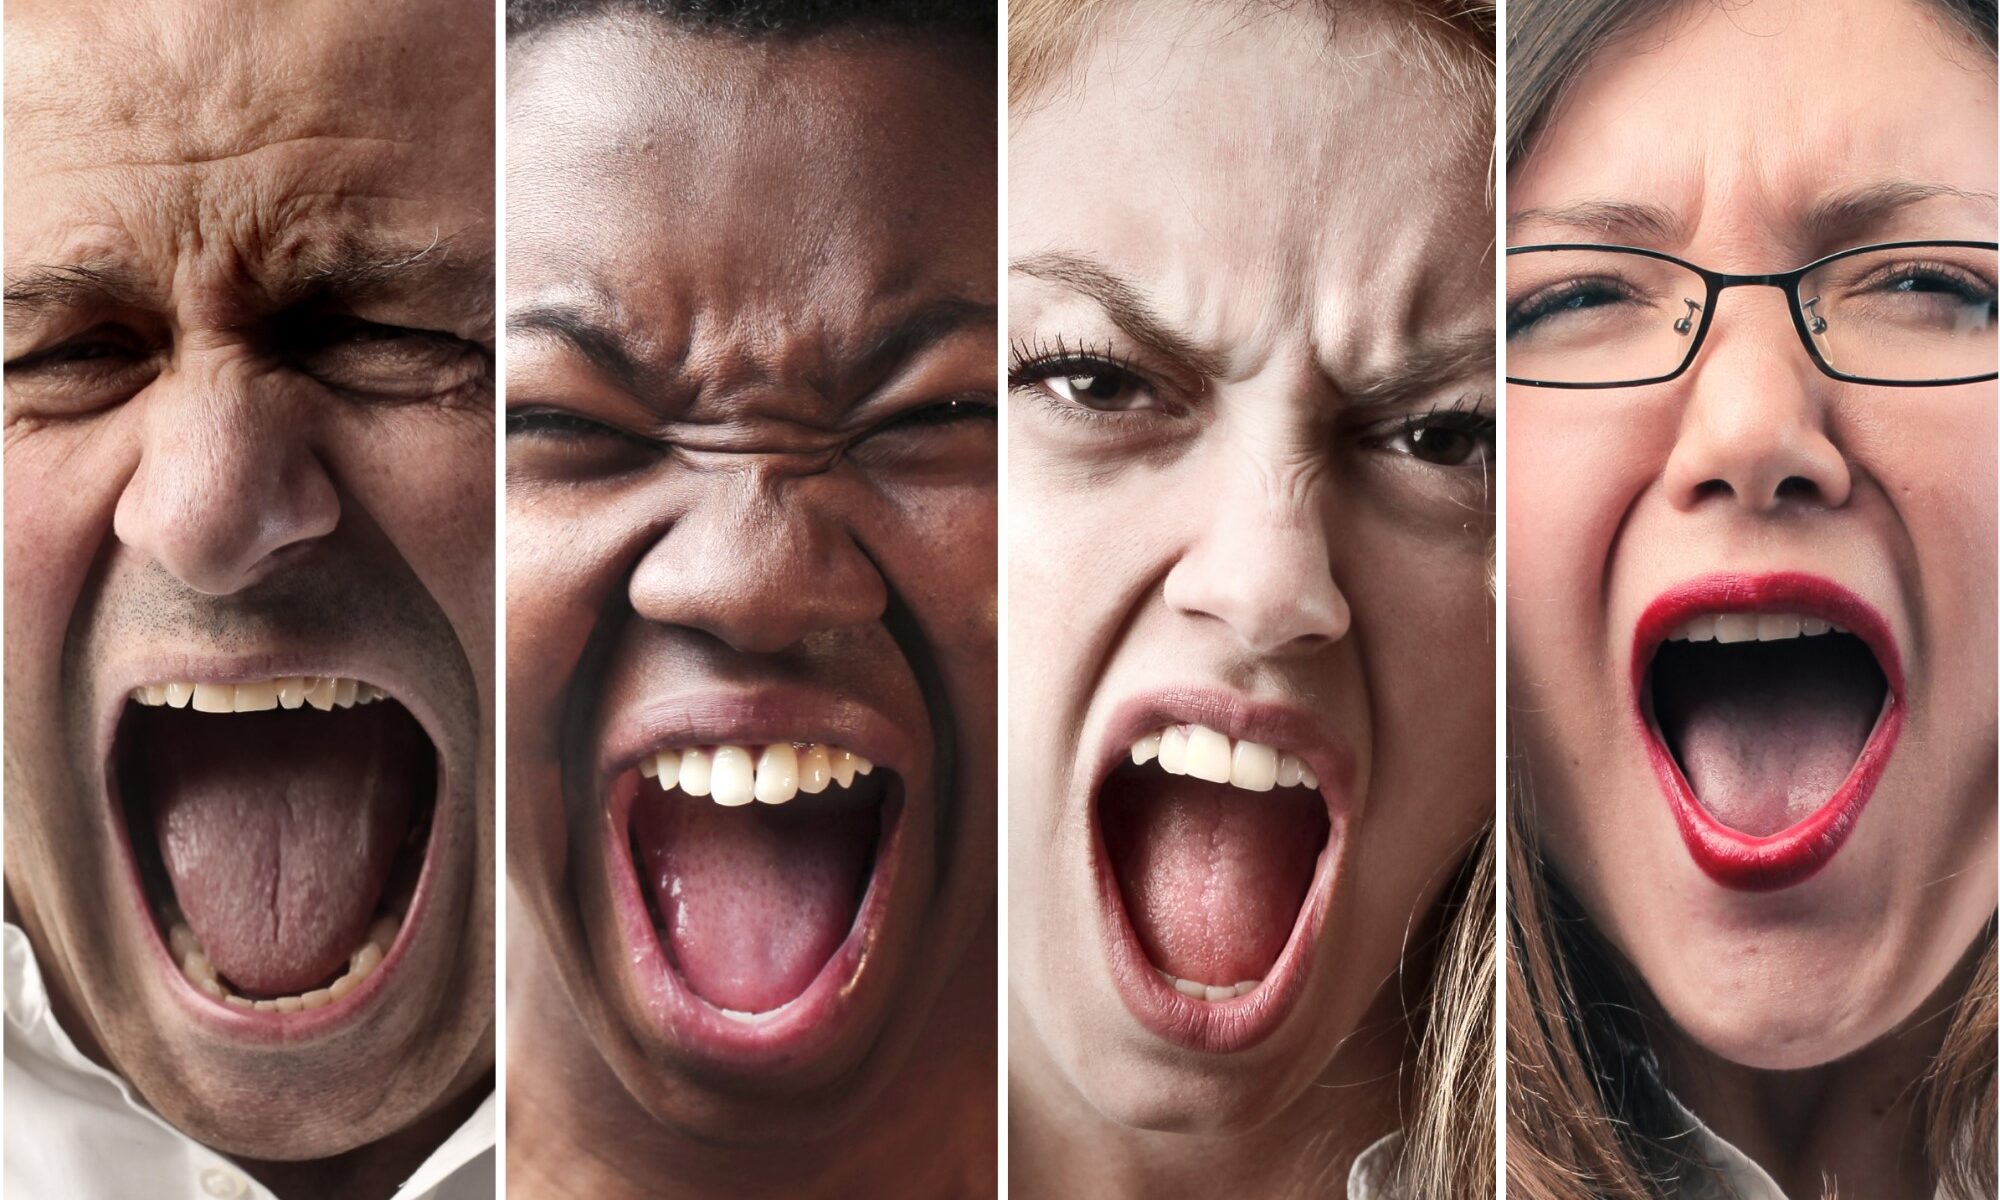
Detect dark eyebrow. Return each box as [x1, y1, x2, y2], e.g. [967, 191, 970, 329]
[4, 262, 155, 332]
[1801, 180, 1999, 247]
[1506, 199, 1686, 246]
[852, 296, 998, 385]
[1010, 251, 1229, 379]
[507, 301, 656, 397]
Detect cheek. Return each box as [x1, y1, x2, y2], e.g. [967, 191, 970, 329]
[3, 419, 136, 675]
[338, 410, 495, 654]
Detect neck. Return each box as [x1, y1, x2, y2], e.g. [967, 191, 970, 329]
[506, 916, 996, 1200]
[1007, 980, 1412, 1200]
[1658, 945, 1987, 1199]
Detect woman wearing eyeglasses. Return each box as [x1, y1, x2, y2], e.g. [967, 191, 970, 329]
[1505, 1, 1997, 1197]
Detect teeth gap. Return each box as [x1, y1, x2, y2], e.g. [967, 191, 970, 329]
[636, 742, 876, 807]
[130, 677, 390, 713]
[170, 912, 400, 1012]
[1130, 723, 1319, 792]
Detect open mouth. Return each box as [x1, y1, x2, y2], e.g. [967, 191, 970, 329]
[113, 676, 438, 1014]
[1090, 701, 1347, 1054]
[1634, 574, 1903, 890]
[620, 741, 901, 1025]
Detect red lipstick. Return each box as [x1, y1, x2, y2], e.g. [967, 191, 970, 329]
[1632, 572, 1903, 891]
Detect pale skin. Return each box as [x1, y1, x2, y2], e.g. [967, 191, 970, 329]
[503, 18, 997, 1198]
[1508, 0, 1997, 1194]
[2, 0, 495, 1195]
[1007, 5, 1494, 1196]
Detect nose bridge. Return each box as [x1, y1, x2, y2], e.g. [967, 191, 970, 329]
[1664, 280, 1852, 514]
[1162, 425, 1350, 654]
[628, 460, 886, 653]
[111, 359, 339, 594]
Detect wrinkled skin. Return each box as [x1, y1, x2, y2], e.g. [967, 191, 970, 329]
[504, 17, 997, 1199]
[4, 0, 495, 1192]
[1508, 0, 1996, 1194]
[1007, 4, 1494, 1195]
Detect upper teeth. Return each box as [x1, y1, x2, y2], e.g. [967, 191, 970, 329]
[130, 677, 389, 712]
[639, 742, 875, 808]
[1665, 614, 1848, 644]
[1129, 724, 1318, 792]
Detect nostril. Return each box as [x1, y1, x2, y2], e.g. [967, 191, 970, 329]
[1775, 475, 1817, 500]
[1694, 479, 1734, 502]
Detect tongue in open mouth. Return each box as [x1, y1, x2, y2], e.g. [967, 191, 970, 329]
[1651, 616, 1889, 836]
[117, 678, 435, 1005]
[627, 742, 890, 1017]
[1100, 724, 1329, 994]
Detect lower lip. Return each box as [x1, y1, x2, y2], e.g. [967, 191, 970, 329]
[1632, 573, 1905, 891]
[598, 770, 908, 1066]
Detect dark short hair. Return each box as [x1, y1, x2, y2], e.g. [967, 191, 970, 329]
[507, 0, 994, 41]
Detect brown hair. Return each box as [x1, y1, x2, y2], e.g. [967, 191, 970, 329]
[1508, 6, 1998, 1195]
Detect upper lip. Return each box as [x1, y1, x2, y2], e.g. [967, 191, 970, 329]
[1631, 570, 1904, 890]
[595, 686, 919, 792]
[1088, 686, 1357, 1054]
[1091, 687, 1357, 803]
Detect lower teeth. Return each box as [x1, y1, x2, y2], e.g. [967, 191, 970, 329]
[1155, 968, 1260, 1002]
[172, 914, 400, 1012]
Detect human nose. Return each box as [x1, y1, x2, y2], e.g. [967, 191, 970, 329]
[1662, 288, 1852, 514]
[111, 366, 340, 595]
[1162, 446, 1350, 655]
[627, 471, 887, 653]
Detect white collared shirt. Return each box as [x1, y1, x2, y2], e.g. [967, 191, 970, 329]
[4, 924, 494, 1200]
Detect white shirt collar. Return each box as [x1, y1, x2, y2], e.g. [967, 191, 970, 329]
[1347, 1129, 1405, 1199]
[1660, 1078, 1945, 1200]
[4, 922, 494, 1200]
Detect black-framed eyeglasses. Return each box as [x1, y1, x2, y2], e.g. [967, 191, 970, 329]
[1506, 240, 1999, 388]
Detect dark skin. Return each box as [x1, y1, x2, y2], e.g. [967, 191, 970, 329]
[504, 17, 997, 1198]
[3, 0, 495, 1194]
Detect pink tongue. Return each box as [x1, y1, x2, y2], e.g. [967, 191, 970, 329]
[632, 775, 881, 1013]
[1100, 767, 1328, 985]
[146, 707, 421, 997]
[1674, 692, 1875, 836]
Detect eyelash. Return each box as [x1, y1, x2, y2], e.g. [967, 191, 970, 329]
[505, 408, 649, 445]
[1007, 335, 1164, 420]
[1365, 396, 1496, 468]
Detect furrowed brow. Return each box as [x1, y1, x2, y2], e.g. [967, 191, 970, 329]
[507, 301, 655, 397]
[1340, 325, 1495, 405]
[851, 296, 998, 384]
[1010, 251, 1228, 379]
[4, 262, 155, 333]
[1507, 199, 1687, 247]
[1801, 180, 2000, 247]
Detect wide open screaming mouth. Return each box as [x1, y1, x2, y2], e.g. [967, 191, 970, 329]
[114, 678, 437, 1012]
[627, 742, 898, 1022]
[1099, 724, 1330, 999]
[1647, 614, 1891, 839]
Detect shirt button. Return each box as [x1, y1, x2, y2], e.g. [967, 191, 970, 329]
[199, 1166, 248, 1198]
